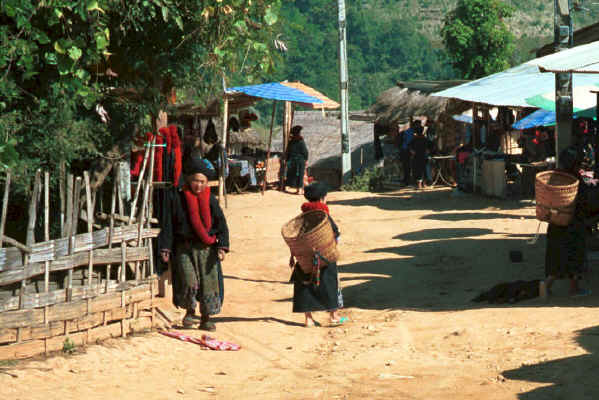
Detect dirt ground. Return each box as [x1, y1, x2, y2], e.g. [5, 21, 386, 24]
[2, 187, 599, 400]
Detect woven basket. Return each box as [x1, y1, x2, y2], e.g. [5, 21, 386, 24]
[535, 170, 579, 226]
[281, 210, 339, 273]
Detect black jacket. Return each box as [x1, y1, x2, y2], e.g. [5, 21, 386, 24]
[158, 188, 230, 253]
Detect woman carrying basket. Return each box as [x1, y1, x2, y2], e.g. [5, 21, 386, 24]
[289, 181, 346, 327]
[540, 146, 591, 298]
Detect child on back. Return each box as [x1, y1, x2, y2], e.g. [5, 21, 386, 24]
[289, 181, 346, 327]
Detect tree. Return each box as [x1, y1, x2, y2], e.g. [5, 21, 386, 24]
[441, 0, 514, 79]
[0, 0, 282, 195]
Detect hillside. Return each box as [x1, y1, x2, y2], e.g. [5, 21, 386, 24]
[254, 0, 597, 112]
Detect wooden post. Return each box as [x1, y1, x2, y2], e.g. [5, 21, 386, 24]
[107, 167, 118, 293]
[65, 174, 74, 244]
[262, 101, 278, 195]
[130, 143, 151, 224]
[43, 172, 50, 325]
[26, 169, 41, 247]
[59, 162, 66, 237]
[136, 139, 155, 280]
[67, 177, 82, 302]
[0, 170, 11, 249]
[219, 95, 229, 207]
[84, 171, 94, 288]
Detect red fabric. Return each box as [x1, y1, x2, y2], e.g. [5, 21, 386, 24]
[183, 186, 215, 245]
[154, 133, 164, 182]
[131, 132, 153, 177]
[159, 126, 170, 154]
[170, 125, 183, 186]
[158, 331, 241, 351]
[301, 201, 330, 215]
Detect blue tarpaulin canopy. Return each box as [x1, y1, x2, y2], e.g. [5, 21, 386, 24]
[512, 107, 597, 130]
[226, 82, 323, 104]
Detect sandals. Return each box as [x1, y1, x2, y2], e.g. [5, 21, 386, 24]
[329, 317, 348, 326]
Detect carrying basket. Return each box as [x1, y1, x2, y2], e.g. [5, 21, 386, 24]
[281, 210, 339, 273]
[535, 170, 579, 226]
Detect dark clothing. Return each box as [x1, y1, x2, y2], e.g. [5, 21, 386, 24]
[158, 189, 229, 312]
[291, 214, 342, 313]
[292, 262, 343, 312]
[172, 240, 224, 315]
[410, 135, 428, 181]
[545, 221, 586, 278]
[286, 138, 309, 188]
[400, 149, 412, 184]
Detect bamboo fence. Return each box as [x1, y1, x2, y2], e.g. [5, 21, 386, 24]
[0, 143, 168, 359]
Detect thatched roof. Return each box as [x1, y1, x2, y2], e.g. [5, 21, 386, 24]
[168, 99, 220, 118]
[369, 85, 471, 126]
[229, 128, 263, 146]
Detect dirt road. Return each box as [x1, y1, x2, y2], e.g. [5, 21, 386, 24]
[2, 188, 599, 399]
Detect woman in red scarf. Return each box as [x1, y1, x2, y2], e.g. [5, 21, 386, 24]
[158, 158, 229, 331]
[289, 181, 346, 327]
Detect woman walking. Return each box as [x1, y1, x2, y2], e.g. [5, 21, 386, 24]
[158, 158, 229, 331]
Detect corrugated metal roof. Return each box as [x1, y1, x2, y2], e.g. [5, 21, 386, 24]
[226, 82, 323, 104]
[432, 41, 599, 107]
[536, 40, 599, 73]
[281, 81, 339, 109]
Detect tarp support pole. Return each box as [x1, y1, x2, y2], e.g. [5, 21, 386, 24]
[262, 101, 278, 195]
[219, 95, 229, 208]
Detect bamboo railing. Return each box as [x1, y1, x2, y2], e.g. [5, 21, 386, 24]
[0, 142, 167, 359]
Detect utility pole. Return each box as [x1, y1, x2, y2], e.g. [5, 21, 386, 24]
[554, 0, 574, 166]
[337, 0, 352, 184]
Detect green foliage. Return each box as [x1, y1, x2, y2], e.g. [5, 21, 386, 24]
[256, 0, 456, 111]
[1, 0, 283, 195]
[441, 0, 514, 79]
[62, 337, 76, 354]
[341, 167, 385, 192]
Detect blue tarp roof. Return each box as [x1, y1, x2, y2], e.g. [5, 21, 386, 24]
[226, 82, 323, 104]
[432, 62, 599, 107]
[512, 109, 557, 130]
[512, 107, 597, 130]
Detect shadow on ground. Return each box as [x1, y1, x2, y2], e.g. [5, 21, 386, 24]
[336, 234, 599, 312]
[329, 188, 535, 217]
[503, 325, 599, 400]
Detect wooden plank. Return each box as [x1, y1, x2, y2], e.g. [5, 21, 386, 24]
[0, 247, 150, 286]
[1, 225, 157, 269]
[0, 296, 156, 347]
[0, 246, 24, 271]
[26, 170, 41, 246]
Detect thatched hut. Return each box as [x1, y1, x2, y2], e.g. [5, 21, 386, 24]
[368, 83, 471, 152]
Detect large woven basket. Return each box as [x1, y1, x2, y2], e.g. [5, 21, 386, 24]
[281, 210, 339, 273]
[535, 170, 579, 226]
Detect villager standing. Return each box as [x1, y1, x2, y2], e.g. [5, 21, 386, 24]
[399, 120, 420, 186]
[541, 146, 590, 298]
[285, 125, 309, 195]
[289, 182, 346, 327]
[409, 122, 428, 189]
[158, 158, 229, 331]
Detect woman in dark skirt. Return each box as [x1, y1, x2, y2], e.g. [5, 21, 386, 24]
[285, 125, 309, 195]
[289, 182, 346, 327]
[158, 158, 229, 331]
[542, 146, 590, 297]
